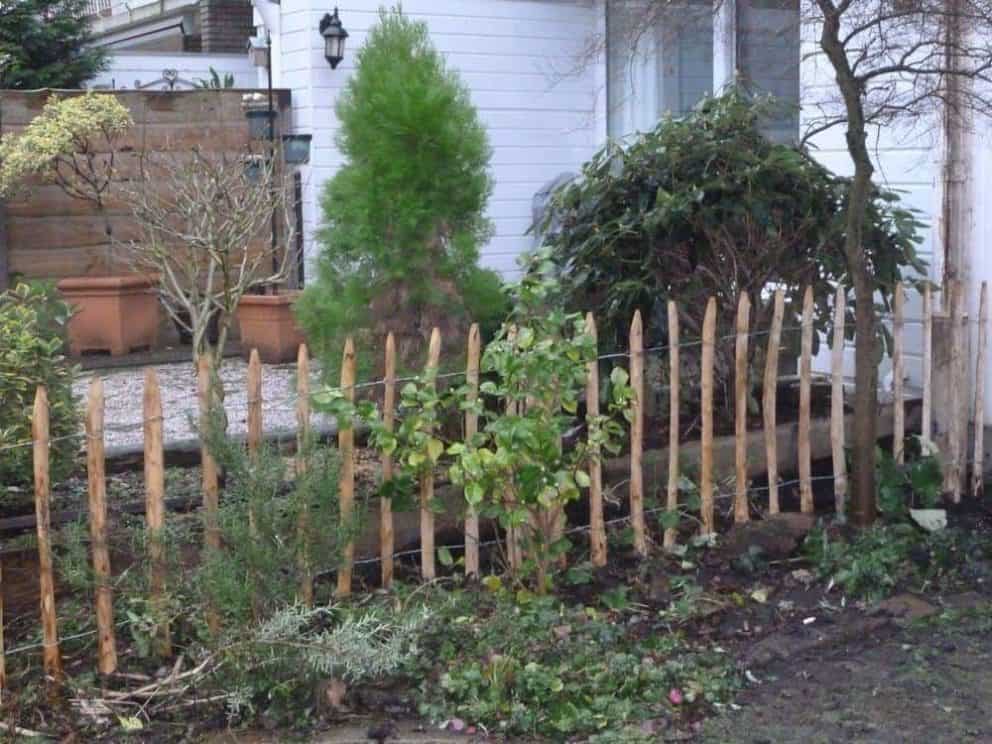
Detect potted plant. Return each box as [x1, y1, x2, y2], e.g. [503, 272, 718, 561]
[236, 291, 305, 364]
[0, 93, 161, 356]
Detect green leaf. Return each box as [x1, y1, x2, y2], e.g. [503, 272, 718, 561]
[438, 545, 454, 566]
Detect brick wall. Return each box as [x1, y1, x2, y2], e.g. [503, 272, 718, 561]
[200, 0, 253, 54]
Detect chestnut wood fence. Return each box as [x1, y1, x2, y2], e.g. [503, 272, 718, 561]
[2, 279, 988, 691]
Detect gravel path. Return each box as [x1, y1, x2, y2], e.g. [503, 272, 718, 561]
[74, 358, 330, 450]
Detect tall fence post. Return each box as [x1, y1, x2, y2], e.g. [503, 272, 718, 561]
[197, 356, 220, 552]
[337, 337, 356, 597]
[799, 286, 814, 513]
[86, 378, 117, 675]
[464, 324, 482, 577]
[922, 285, 933, 440]
[196, 355, 220, 635]
[629, 310, 647, 555]
[144, 368, 170, 656]
[420, 328, 442, 581]
[973, 281, 989, 498]
[504, 326, 522, 572]
[0, 559, 5, 702]
[893, 282, 905, 464]
[381, 334, 397, 588]
[33, 387, 62, 683]
[665, 300, 680, 549]
[734, 292, 750, 524]
[585, 313, 606, 566]
[948, 280, 965, 502]
[246, 349, 262, 543]
[831, 287, 848, 516]
[296, 344, 313, 606]
[700, 298, 716, 535]
[763, 289, 785, 514]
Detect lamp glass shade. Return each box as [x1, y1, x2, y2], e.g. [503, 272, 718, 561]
[282, 134, 312, 164]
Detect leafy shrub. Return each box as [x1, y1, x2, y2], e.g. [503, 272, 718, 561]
[875, 437, 943, 517]
[535, 89, 926, 402]
[411, 592, 737, 738]
[0, 282, 79, 492]
[198, 425, 352, 626]
[297, 7, 501, 375]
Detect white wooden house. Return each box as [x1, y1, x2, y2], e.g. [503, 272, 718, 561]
[86, 0, 990, 435]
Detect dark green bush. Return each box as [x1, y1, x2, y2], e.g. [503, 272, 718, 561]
[297, 7, 504, 375]
[534, 90, 926, 396]
[0, 282, 79, 493]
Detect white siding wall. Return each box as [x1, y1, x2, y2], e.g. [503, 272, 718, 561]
[89, 51, 257, 89]
[272, 0, 601, 282]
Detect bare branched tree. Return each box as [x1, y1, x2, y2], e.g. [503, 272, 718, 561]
[589, 0, 992, 523]
[117, 147, 294, 368]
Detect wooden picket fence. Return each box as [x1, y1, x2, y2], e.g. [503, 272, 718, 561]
[5, 279, 989, 689]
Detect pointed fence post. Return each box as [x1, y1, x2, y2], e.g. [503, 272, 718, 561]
[33, 387, 62, 683]
[973, 282, 989, 498]
[734, 292, 750, 524]
[197, 355, 220, 552]
[381, 334, 397, 588]
[337, 338, 356, 596]
[664, 300, 680, 549]
[144, 368, 170, 656]
[296, 344, 313, 605]
[948, 280, 965, 502]
[893, 282, 905, 464]
[831, 287, 848, 517]
[700, 298, 716, 535]
[585, 313, 606, 566]
[86, 378, 117, 675]
[246, 349, 262, 541]
[420, 328, 442, 581]
[763, 290, 785, 514]
[464, 324, 482, 577]
[629, 310, 647, 555]
[922, 285, 933, 441]
[799, 286, 814, 513]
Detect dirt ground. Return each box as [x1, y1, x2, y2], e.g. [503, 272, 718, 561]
[700, 592, 992, 744]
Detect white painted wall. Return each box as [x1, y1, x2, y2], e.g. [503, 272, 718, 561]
[89, 50, 257, 90]
[267, 0, 600, 282]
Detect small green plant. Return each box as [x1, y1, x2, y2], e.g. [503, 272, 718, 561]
[876, 437, 943, 517]
[0, 282, 79, 492]
[195, 67, 235, 89]
[317, 263, 633, 591]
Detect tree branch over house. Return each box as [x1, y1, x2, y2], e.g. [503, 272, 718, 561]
[581, 0, 992, 523]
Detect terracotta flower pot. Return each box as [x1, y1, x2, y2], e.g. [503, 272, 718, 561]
[56, 275, 160, 356]
[236, 291, 305, 364]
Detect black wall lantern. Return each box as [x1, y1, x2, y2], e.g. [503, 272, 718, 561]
[281, 133, 312, 165]
[319, 8, 348, 69]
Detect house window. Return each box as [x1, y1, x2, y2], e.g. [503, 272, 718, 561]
[606, 0, 800, 141]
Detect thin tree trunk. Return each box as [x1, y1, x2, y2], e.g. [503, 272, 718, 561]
[819, 1, 877, 526]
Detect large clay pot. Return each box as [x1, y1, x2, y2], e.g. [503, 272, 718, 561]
[56, 275, 160, 356]
[236, 291, 305, 364]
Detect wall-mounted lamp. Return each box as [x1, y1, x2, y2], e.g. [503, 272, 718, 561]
[247, 33, 270, 68]
[281, 134, 313, 165]
[319, 8, 348, 69]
